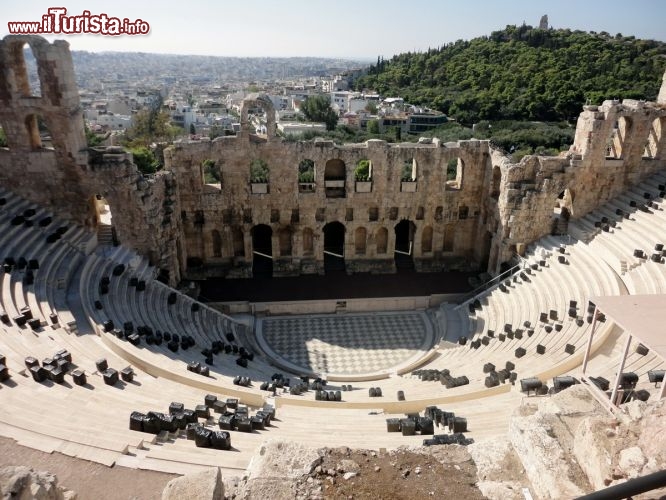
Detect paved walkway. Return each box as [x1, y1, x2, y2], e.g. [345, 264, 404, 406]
[256, 311, 434, 378]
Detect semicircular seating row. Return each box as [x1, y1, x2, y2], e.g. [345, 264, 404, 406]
[403, 233, 623, 396]
[0, 188, 458, 475]
[1, 171, 665, 474]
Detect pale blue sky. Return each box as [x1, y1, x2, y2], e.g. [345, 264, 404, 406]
[3, 0, 665, 59]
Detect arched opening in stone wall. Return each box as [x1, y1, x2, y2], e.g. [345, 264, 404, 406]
[491, 166, 501, 199]
[13, 43, 41, 97]
[250, 159, 269, 183]
[24, 114, 53, 150]
[202, 159, 220, 186]
[324, 159, 346, 198]
[24, 114, 41, 149]
[400, 158, 417, 192]
[480, 230, 493, 271]
[212, 230, 222, 258]
[643, 117, 665, 159]
[251, 224, 273, 277]
[421, 225, 433, 253]
[402, 158, 416, 181]
[232, 227, 245, 257]
[240, 94, 276, 139]
[376, 227, 388, 254]
[323, 221, 345, 273]
[0, 122, 8, 149]
[552, 189, 574, 235]
[354, 159, 372, 181]
[442, 224, 455, 252]
[446, 157, 464, 190]
[606, 117, 632, 159]
[90, 194, 115, 245]
[298, 159, 315, 192]
[302, 228, 314, 256]
[355, 227, 367, 255]
[279, 227, 292, 256]
[394, 219, 416, 270]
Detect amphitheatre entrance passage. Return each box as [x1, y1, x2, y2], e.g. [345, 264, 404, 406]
[256, 311, 434, 379]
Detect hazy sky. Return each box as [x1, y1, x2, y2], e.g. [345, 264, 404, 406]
[3, 0, 665, 59]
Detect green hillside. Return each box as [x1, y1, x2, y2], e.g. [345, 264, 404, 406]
[355, 25, 666, 124]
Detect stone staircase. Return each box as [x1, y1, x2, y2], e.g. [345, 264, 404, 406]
[97, 223, 114, 246]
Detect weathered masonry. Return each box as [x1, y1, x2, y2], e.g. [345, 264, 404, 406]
[0, 35, 182, 283]
[1, 35, 665, 284]
[166, 104, 492, 278]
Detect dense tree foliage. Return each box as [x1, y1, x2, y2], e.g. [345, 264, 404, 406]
[422, 120, 574, 161]
[124, 108, 182, 146]
[300, 94, 339, 130]
[85, 123, 103, 147]
[0, 128, 7, 148]
[356, 25, 666, 124]
[288, 119, 574, 161]
[249, 159, 269, 182]
[129, 146, 159, 175]
[202, 159, 220, 184]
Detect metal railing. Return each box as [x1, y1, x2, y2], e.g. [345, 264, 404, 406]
[454, 256, 525, 311]
[575, 469, 666, 500]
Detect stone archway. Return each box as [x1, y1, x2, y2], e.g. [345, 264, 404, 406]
[394, 219, 416, 270]
[324, 159, 346, 198]
[240, 93, 276, 140]
[376, 227, 388, 255]
[212, 230, 222, 258]
[355, 227, 367, 255]
[251, 224, 273, 277]
[552, 189, 574, 235]
[323, 221, 345, 273]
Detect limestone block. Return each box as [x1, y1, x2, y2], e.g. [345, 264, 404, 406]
[0, 466, 77, 500]
[573, 416, 614, 490]
[618, 446, 646, 479]
[637, 402, 666, 466]
[476, 481, 524, 500]
[245, 440, 324, 480]
[236, 477, 298, 500]
[538, 384, 604, 416]
[161, 467, 223, 500]
[336, 459, 360, 474]
[468, 437, 516, 480]
[510, 411, 586, 499]
[238, 440, 324, 500]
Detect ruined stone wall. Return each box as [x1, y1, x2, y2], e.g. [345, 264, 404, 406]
[1, 35, 665, 283]
[86, 148, 183, 283]
[164, 129, 492, 277]
[0, 36, 182, 284]
[0, 35, 89, 220]
[492, 98, 666, 268]
[167, 89, 666, 279]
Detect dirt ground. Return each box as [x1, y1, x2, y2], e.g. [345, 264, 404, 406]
[291, 445, 487, 500]
[0, 436, 176, 500]
[0, 434, 490, 500]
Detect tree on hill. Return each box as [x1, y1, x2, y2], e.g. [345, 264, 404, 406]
[355, 26, 666, 123]
[129, 146, 159, 175]
[301, 95, 339, 130]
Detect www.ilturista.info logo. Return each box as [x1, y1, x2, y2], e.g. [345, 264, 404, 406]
[8, 7, 150, 36]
